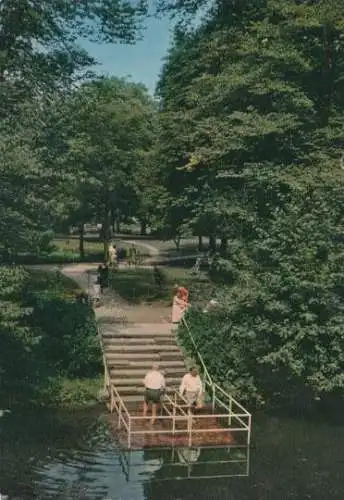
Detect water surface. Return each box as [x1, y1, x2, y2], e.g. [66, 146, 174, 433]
[0, 406, 343, 499]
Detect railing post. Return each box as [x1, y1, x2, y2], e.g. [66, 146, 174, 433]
[228, 396, 233, 427]
[172, 402, 176, 436]
[247, 414, 252, 446]
[188, 410, 192, 447]
[118, 401, 122, 429]
[212, 383, 215, 413]
[128, 418, 131, 450]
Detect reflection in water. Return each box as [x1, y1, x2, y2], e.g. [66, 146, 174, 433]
[1, 408, 344, 499]
[177, 447, 201, 464]
[120, 445, 250, 482]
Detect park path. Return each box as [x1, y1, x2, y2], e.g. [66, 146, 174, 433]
[59, 247, 185, 405]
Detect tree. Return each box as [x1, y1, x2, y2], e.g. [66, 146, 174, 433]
[0, 0, 149, 257]
[66, 77, 156, 259]
[157, 0, 344, 407]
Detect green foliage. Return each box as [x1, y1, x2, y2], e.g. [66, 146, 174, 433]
[31, 295, 101, 378]
[0, 0, 149, 259]
[180, 186, 344, 409]
[161, 0, 344, 409]
[0, 268, 101, 407]
[63, 77, 157, 257]
[46, 377, 103, 407]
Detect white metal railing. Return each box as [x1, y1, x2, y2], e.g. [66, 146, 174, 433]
[98, 320, 252, 450]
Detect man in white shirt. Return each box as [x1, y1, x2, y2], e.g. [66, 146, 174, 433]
[143, 362, 166, 424]
[179, 366, 203, 409]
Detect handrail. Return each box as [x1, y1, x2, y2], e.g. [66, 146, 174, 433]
[181, 316, 212, 386]
[97, 324, 111, 388]
[97, 315, 252, 449]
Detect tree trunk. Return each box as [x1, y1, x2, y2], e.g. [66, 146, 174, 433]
[174, 234, 181, 251]
[209, 235, 216, 253]
[111, 207, 116, 234]
[116, 218, 121, 233]
[79, 224, 85, 260]
[140, 220, 147, 236]
[220, 238, 228, 255]
[198, 236, 203, 251]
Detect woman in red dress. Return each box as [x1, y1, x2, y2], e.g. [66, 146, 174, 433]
[172, 285, 189, 325]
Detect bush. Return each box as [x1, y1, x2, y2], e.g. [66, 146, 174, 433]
[179, 307, 264, 407]
[0, 268, 102, 407]
[37, 229, 55, 254]
[31, 294, 101, 378]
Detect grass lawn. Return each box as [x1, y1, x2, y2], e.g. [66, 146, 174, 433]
[53, 236, 103, 259]
[109, 265, 215, 305]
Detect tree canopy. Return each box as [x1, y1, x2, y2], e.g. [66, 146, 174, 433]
[2, 0, 344, 410]
[156, 0, 344, 408]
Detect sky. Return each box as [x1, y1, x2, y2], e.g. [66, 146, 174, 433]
[81, 15, 174, 95]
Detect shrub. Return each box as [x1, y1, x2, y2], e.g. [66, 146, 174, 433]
[31, 295, 102, 378]
[37, 229, 55, 254]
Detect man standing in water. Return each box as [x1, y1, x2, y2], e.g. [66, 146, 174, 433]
[143, 362, 166, 424]
[179, 366, 203, 410]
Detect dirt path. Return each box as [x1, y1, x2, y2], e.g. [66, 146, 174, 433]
[124, 239, 159, 257]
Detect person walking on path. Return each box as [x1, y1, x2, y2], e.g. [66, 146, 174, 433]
[108, 243, 117, 267]
[143, 362, 166, 425]
[179, 366, 203, 410]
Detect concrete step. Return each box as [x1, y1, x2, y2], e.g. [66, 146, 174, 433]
[102, 324, 173, 337]
[104, 344, 181, 352]
[103, 337, 176, 345]
[108, 360, 186, 370]
[110, 367, 186, 378]
[119, 324, 173, 334]
[102, 332, 175, 340]
[112, 377, 182, 387]
[105, 352, 184, 361]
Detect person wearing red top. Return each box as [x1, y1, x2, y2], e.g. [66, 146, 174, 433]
[172, 285, 189, 325]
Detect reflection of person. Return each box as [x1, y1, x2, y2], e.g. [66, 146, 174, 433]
[172, 285, 189, 325]
[177, 447, 201, 464]
[143, 362, 166, 425]
[179, 366, 203, 409]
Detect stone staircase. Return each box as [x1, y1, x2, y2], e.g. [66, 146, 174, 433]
[101, 323, 186, 404]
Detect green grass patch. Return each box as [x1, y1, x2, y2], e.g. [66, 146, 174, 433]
[48, 376, 103, 408]
[109, 265, 213, 305]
